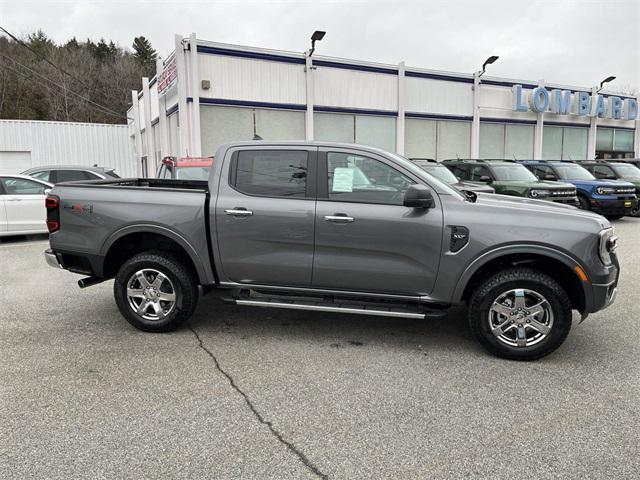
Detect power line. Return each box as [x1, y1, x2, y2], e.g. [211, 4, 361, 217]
[0, 55, 129, 120]
[0, 25, 91, 89]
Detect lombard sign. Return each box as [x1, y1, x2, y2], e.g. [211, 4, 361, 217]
[157, 56, 177, 96]
[513, 84, 638, 120]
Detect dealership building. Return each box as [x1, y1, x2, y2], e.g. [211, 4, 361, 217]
[128, 33, 639, 176]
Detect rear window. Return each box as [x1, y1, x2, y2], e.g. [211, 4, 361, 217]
[55, 170, 94, 182]
[231, 150, 308, 198]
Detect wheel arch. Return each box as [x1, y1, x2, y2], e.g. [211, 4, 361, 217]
[454, 245, 587, 313]
[100, 225, 209, 284]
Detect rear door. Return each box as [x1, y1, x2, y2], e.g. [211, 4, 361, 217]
[312, 148, 443, 295]
[215, 146, 317, 286]
[0, 177, 48, 232]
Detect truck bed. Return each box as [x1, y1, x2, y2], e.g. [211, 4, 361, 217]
[56, 177, 209, 191]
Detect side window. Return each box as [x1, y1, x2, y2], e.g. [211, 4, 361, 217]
[326, 152, 413, 205]
[594, 165, 616, 179]
[31, 170, 51, 182]
[447, 164, 468, 180]
[85, 171, 102, 180]
[1, 177, 47, 195]
[470, 165, 492, 182]
[533, 165, 555, 180]
[231, 150, 308, 198]
[56, 170, 91, 182]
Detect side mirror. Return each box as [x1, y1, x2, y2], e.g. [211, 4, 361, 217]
[479, 175, 491, 183]
[403, 184, 435, 209]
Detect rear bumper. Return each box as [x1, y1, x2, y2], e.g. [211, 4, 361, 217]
[44, 249, 63, 269]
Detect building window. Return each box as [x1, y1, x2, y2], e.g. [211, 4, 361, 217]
[595, 128, 635, 159]
[480, 123, 534, 159]
[404, 118, 470, 160]
[542, 126, 587, 160]
[314, 112, 396, 152]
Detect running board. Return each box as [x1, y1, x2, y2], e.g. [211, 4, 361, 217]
[234, 299, 427, 319]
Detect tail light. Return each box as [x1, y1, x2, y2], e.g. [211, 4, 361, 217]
[45, 195, 60, 233]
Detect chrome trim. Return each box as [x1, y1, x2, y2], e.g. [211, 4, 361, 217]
[224, 209, 253, 217]
[235, 299, 426, 318]
[324, 215, 355, 223]
[44, 251, 63, 269]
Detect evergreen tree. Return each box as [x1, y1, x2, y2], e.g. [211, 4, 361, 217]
[132, 36, 157, 76]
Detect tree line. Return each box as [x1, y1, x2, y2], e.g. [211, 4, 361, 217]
[0, 30, 157, 124]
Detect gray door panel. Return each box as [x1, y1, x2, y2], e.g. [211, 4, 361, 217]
[214, 147, 316, 287]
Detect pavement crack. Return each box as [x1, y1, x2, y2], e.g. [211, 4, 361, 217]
[189, 325, 328, 479]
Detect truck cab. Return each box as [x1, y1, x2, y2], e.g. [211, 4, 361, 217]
[518, 160, 637, 219]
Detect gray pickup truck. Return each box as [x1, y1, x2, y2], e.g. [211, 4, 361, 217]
[44, 141, 620, 360]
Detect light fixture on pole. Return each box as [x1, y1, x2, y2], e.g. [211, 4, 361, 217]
[479, 55, 499, 77]
[309, 30, 326, 56]
[598, 75, 616, 92]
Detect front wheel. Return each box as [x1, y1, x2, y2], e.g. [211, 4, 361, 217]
[577, 195, 590, 210]
[605, 214, 624, 220]
[114, 251, 199, 332]
[468, 268, 572, 361]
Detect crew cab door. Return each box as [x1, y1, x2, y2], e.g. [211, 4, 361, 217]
[215, 146, 317, 286]
[312, 148, 443, 295]
[0, 177, 48, 232]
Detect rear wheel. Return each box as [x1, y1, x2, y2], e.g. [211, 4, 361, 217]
[114, 251, 199, 332]
[468, 268, 572, 361]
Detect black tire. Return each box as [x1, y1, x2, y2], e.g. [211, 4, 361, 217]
[605, 214, 624, 220]
[577, 195, 590, 210]
[468, 268, 572, 361]
[114, 251, 199, 332]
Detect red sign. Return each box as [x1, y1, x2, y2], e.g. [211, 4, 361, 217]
[157, 57, 177, 96]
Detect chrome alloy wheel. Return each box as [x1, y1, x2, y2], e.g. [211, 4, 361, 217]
[126, 269, 176, 321]
[488, 288, 554, 348]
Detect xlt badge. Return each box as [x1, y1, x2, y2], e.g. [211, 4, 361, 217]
[450, 226, 469, 253]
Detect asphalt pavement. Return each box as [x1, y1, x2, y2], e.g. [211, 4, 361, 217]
[1, 220, 639, 479]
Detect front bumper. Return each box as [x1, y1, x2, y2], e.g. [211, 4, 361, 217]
[584, 254, 620, 314]
[549, 196, 579, 206]
[590, 198, 636, 215]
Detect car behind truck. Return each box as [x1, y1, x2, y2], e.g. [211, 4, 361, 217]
[45, 142, 619, 360]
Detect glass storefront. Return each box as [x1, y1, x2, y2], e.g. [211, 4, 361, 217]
[596, 128, 635, 159]
[542, 126, 588, 160]
[479, 123, 534, 159]
[315, 112, 396, 152]
[404, 118, 470, 160]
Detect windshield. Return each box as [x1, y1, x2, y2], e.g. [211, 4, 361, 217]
[553, 164, 595, 181]
[175, 166, 211, 180]
[413, 162, 459, 184]
[612, 164, 640, 180]
[491, 164, 538, 182]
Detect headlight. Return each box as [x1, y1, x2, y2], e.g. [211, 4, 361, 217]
[598, 227, 618, 266]
[596, 187, 616, 195]
[529, 189, 550, 198]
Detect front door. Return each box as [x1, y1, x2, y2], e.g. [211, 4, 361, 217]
[312, 148, 443, 295]
[215, 147, 317, 287]
[0, 177, 48, 232]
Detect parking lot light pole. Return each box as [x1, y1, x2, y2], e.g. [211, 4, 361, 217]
[588, 76, 616, 159]
[471, 56, 499, 159]
[305, 31, 325, 141]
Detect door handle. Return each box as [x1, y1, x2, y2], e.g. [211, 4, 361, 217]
[225, 208, 253, 217]
[324, 214, 354, 223]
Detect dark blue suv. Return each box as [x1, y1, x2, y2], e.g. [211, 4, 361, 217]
[518, 160, 637, 219]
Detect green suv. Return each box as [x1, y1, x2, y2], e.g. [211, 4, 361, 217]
[442, 159, 578, 204]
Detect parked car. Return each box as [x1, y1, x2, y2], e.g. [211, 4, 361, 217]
[44, 141, 619, 361]
[615, 158, 640, 171]
[580, 160, 640, 216]
[157, 156, 213, 180]
[0, 174, 52, 237]
[410, 158, 495, 194]
[22, 165, 120, 184]
[518, 160, 637, 219]
[442, 159, 579, 205]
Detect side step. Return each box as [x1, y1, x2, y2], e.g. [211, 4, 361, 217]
[235, 299, 426, 319]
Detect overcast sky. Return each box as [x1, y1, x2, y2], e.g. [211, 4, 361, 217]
[2, 0, 638, 92]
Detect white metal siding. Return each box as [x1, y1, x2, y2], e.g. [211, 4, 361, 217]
[0, 119, 135, 176]
[405, 77, 472, 116]
[199, 55, 306, 105]
[314, 67, 398, 111]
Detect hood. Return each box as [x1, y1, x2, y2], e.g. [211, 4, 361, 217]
[455, 181, 495, 193]
[530, 180, 576, 190]
[570, 178, 637, 188]
[475, 192, 608, 223]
